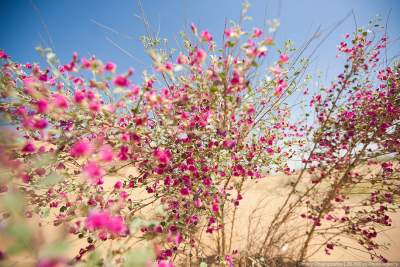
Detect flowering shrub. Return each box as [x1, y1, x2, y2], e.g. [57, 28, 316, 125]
[0, 5, 399, 267]
[259, 30, 400, 265]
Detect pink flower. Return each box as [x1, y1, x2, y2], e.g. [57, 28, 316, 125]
[191, 48, 206, 65]
[33, 118, 48, 129]
[113, 75, 129, 87]
[180, 111, 190, 120]
[35, 99, 49, 114]
[118, 146, 129, 160]
[89, 101, 101, 112]
[106, 215, 127, 235]
[230, 71, 241, 86]
[212, 200, 219, 213]
[224, 28, 233, 37]
[104, 62, 116, 72]
[194, 198, 202, 208]
[175, 232, 182, 245]
[23, 77, 37, 95]
[165, 62, 173, 71]
[274, 79, 288, 96]
[83, 161, 104, 184]
[114, 181, 122, 190]
[99, 145, 113, 162]
[201, 30, 213, 42]
[180, 187, 190, 196]
[15, 106, 28, 116]
[253, 27, 263, 37]
[247, 105, 256, 115]
[119, 191, 128, 200]
[278, 53, 289, 64]
[158, 261, 174, 267]
[98, 231, 108, 241]
[22, 142, 35, 153]
[382, 162, 393, 172]
[53, 93, 69, 109]
[225, 255, 234, 267]
[0, 50, 8, 59]
[70, 140, 91, 158]
[35, 168, 46, 176]
[164, 176, 171, 186]
[264, 36, 274, 45]
[196, 49, 206, 63]
[86, 210, 127, 235]
[81, 57, 91, 69]
[22, 117, 33, 129]
[203, 177, 212, 187]
[153, 149, 172, 165]
[74, 90, 85, 103]
[21, 173, 32, 183]
[190, 23, 197, 34]
[37, 258, 64, 267]
[223, 140, 236, 149]
[177, 53, 188, 65]
[131, 85, 140, 98]
[86, 211, 110, 231]
[380, 122, 390, 131]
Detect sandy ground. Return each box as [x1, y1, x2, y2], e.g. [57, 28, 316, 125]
[234, 174, 400, 262]
[1, 168, 399, 266]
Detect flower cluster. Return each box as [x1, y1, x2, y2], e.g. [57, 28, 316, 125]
[0, 12, 398, 267]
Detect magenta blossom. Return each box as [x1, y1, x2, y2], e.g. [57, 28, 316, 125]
[37, 257, 65, 267]
[153, 149, 172, 165]
[83, 161, 104, 185]
[177, 53, 188, 65]
[113, 75, 129, 87]
[104, 62, 116, 72]
[86, 210, 127, 235]
[253, 27, 263, 37]
[35, 99, 49, 114]
[278, 53, 289, 64]
[98, 144, 113, 162]
[33, 118, 48, 129]
[53, 93, 69, 109]
[70, 140, 91, 158]
[201, 30, 213, 42]
[86, 211, 110, 231]
[21, 142, 35, 153]
[0, 50, 8, 59]
[157, 261, 174, 267]
[105, 215, 127, 235]
[74, 90, 85, 103]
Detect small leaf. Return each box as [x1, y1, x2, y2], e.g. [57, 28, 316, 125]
[1, 192, 24, 214]
[5, 223, 32, 255]
[39, 207, 51, 218]
[31, 152, 56, 168]
[210, 86, 219, 93]
[85, 251, 102, 267]
[40, 172, 64, 187]
[123, 246, 154, 267]
[129, 218, 143, 233]
[40, 241, 69, 258]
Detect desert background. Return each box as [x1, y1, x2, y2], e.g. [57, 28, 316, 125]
[1, 166, 399, 266]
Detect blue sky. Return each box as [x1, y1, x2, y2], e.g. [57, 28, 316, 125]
[1, 0, 399, 85]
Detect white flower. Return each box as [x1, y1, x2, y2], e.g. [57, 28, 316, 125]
[267, 19, 280, 33]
